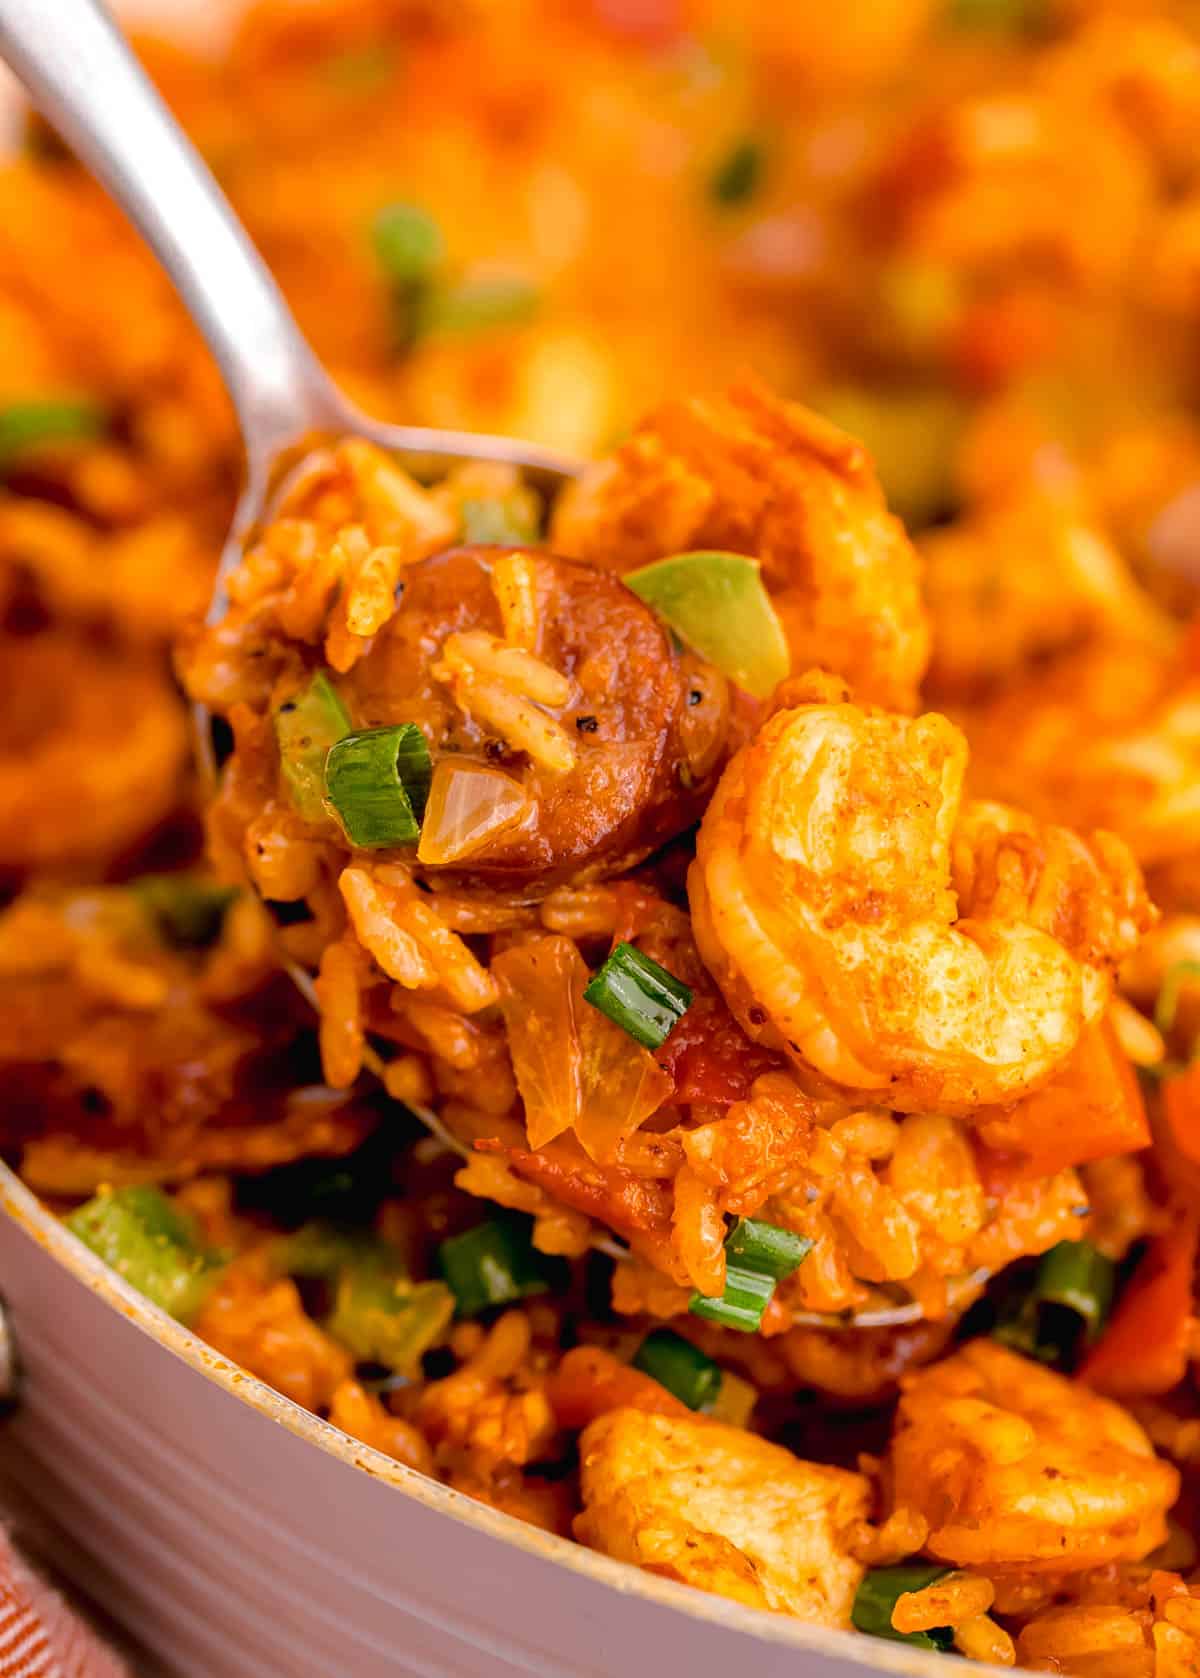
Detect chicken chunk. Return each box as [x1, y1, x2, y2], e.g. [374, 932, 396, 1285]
[577, 1407, 868, 1624]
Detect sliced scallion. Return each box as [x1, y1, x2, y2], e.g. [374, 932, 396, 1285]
[417, 273, 540, 338]
[437, 1216, 552, 1317]
[633, 1329, 722, 1411]
[1155, 961, 1200, 1036]
[1036, 1239, 1116, 1341]
[324, 723, 431, 847]
[946, 0, 1046, 30]
[993, 1238, 1115, 1363]
[724, 1216, 813, 1281]
[275, 671, 352, 822]
[689, 1218, 813, 1333]
[625, 551, 789, 700]
[583, 941, 693, 1050]
[852, 1565, 955, 1651]
[0, 398, 106, 470]
[131, 874, 238, 948]
[709, 136, 765, 207]
[689, 1264, 777, 1333]
[372, 201, 446, 287]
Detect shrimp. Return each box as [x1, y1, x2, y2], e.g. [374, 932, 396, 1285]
[886, 1342, 1179, 1573]
[922, 487, 1171, 702]
[551, 380, 929, 712]
[689, 675, 1153, 1113]
[959, 639, 1200, 877]
[577, 1407, 869, 1623]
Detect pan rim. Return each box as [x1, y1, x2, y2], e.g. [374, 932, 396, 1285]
[0, 1158, 969, 1675]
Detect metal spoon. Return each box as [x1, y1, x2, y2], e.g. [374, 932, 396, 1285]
[0, 0, 577, 629]
[0, 1, 984, 1335]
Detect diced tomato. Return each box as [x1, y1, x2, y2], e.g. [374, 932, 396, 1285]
[479, 1136, 674, 1239]
[1165, 1060, 1200, 1166]
[545, 1346, 687, 1430]
[950, 287, 1057, 393]
[655, 990, 778, 1105]
[1081, 1210, 1199, 1398]
[577, 0, 685, 46]
[1181, 613, 1200, 678]
[974, 1019, 1149, 1181]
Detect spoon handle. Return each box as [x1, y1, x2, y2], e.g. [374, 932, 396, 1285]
[0, 0, 350, 475]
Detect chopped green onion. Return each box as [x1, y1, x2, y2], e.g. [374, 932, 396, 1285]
[993, 1239, 1115, 1363]
[328, 1268, 455, 1375]
[1037, 1240, 1116, 1341]
[814, 385, 963, 531]
[437, 1216, 552, 1317]
[269, 1221, 367, 1280]
[275, 671, 352, 822]
[852, 1565, 955, 1651]
[235, 1130, 394, 1227]
[709, 136, 765, 206]
[625, 551, 789, 700]
[689, 1264, 777, 1333]
[945, 0, 1046, 30]
[372, 202, 446, 287]
[724, 1217, 812, 1281]
[583, 941, 693, 1049]
[324, 43, 394, 90]
[272, 1221, 453, 1375]
[0, 398, 106, 470]
[324, 724, 431, 847]
[130, 874, 238, 948]
[459, 494, 541, 546]
[417, 273, 540, 338]
[66, 1186, 223, 1324]
[1155, 962, 1200, 1036]
[689, 1218, 813, 1333]
[633, 1329, 722, 1411]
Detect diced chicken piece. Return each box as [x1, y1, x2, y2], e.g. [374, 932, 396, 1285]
[576, 1407, 868, 1624]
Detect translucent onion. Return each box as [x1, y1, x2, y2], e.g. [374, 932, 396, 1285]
[493, 934, 672, 1158]
[415, 759, 532, 865]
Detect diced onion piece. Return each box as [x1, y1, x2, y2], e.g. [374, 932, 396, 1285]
[324, 724, 430, 847]
[275, 671, 352, 821]
[624, 551, 789, 699]
[583, 940, 692, 1049]
[706, 1368, 758, 1428]
[852, 1566, 954, 1651]
[632, 1329, 721, 1411]
[416, 759, 532, 865]
[494, 935, 672, 1158]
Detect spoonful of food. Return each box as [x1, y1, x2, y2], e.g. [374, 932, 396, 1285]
[0, 0, 992, 1337]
